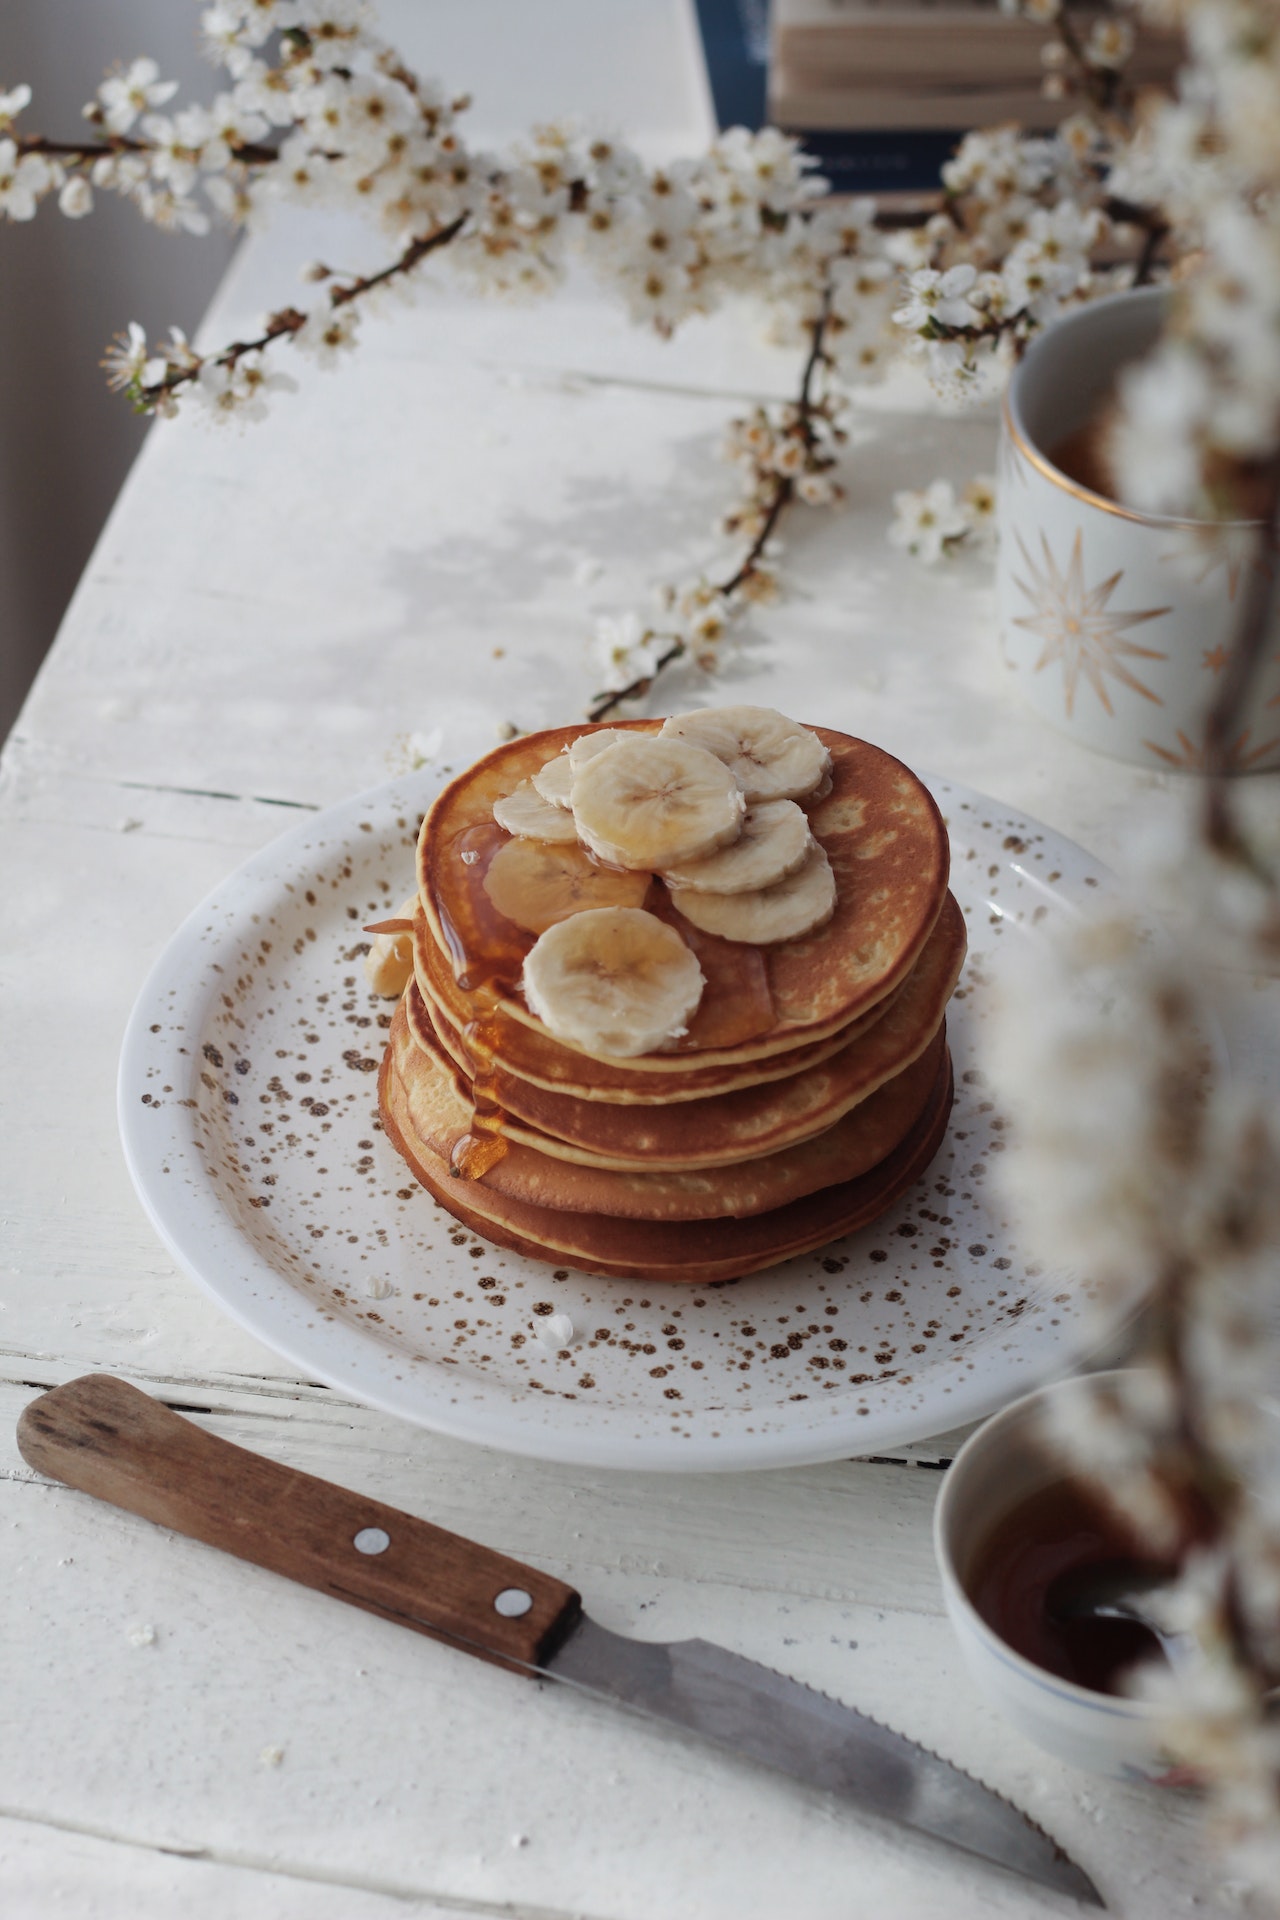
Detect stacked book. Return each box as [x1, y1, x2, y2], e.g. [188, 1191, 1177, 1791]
[768, 0, 1183, 134]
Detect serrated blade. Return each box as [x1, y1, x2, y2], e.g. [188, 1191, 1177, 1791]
[547, 1618, 1102, 1907]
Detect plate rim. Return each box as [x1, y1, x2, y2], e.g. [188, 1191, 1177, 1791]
[117, 763, 1109, 1472]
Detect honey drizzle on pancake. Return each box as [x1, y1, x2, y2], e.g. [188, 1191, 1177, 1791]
[435, 824, 534, 1181]
[429, 807, 786, 1173]
[449, 1003, 510, 1180]
[651, 895, 775, 1051]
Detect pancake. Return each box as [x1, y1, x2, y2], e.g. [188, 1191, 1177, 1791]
[379, 1025, 956, 1284]
[413, 917, 908, 1103]
[416, 721, 949, 1070]
[374, 710, 961, 1285]
[392, 992, 945, 1218]
[405, 891, 967, 1169]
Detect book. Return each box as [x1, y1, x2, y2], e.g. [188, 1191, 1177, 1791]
[770, 0, 1182, 132]
[692, 0, 962, 193]
[693, 0, 1182, 193]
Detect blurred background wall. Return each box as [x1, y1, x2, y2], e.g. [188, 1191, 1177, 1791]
[0, 1, 237, 743]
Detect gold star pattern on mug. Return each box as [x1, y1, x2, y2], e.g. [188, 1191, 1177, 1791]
[1143, 725, 1280, 772]
[1011, 527, 1170, 718]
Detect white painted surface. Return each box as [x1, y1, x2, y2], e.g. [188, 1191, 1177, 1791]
[2, 3, 1277, 1915]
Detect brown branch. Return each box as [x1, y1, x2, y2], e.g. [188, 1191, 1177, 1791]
[136, 212, 468, 400]
[718, 477, 793, 600]
[1203, 460, 1280, 849]
[17, 132, 279, 167]
[719, 291, 832, 597]
[587, 293, 835, 721]
[587, 638, 686, 724]
[328, 215, 467, 305]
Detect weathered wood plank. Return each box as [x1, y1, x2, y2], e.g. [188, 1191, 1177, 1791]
[0, 1372, 1214, 1919]
[0, 1812, 513, 1920]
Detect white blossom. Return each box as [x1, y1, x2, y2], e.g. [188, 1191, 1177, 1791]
[960, 473, 998, 544]
[0, 138, 52, 219]
[194, 347, 297, 422]
[1087, 16, 1135, 67]
[96, 58, 178, 136]
[299, 0, 374, 71]
[140, 114, 200, 199]
[0, 83, 32, 128]
[893, 263, 981, 333]
[887, 479, 968, 562]
[290, 302, 360, 364]
[592, 613, 668, 691]
[101, 321, 151, 392]
[1113, 342, 1215, 514]
[58, 174, 93, 219]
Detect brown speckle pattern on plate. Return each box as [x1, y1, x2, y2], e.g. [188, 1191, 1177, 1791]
[119, 767, 1105, 1471]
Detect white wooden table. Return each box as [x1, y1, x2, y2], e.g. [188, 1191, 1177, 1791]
[3, 5, 1275, 1915]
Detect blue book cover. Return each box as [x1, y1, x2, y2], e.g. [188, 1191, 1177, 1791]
[693, 0, 959, 193]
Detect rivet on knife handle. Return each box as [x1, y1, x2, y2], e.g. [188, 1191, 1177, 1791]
[16, 1374, 582, 1673]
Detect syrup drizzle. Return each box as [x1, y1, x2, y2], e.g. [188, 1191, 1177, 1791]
[434, 825, 533, 1181]
[428, 808, 781, 1174]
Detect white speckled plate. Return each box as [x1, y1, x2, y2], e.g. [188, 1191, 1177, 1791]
[119, 767, 1110, 1472]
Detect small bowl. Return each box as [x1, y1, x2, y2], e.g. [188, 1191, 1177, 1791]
[933, 1370, 1193, 1786]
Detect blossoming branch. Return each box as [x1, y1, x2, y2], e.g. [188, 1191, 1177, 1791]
[0, 0, 1174, 712]
[990, 0, 1280, 1885]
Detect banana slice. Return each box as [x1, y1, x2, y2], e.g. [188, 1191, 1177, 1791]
[531, 752, 575, 810]
[571, 736, 745, 871]
[521, 907, 705, 1057]
[567, 726, 630, 774]
[668, 843, 837, 945]
[660, 798, 813, 895]
[483, 837, 648, 935]
[363, 893, 419, 996]
[660, 705, 831, 803]
[492, 779, 580, 843]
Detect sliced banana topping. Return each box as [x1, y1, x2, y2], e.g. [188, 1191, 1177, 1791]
[530, 752, 575, 810]
[660, 798, 813, 895]
[492, 779, 580, 843]
[363, 893, 419, 997]
[660, 704, 831, 803]
[483, 837, 648, 935]
[566, 726, 630, 774]
[669, 842, 837, 945]
[571, 736, 745, 871]
[521, 907, 705, 1058]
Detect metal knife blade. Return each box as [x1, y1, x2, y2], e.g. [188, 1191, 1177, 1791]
[17, 1376, 1102, 1908]
[550, 1618, 1100, 1905]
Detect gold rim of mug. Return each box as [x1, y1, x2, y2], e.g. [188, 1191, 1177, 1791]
[1000, 389, 1263, 535]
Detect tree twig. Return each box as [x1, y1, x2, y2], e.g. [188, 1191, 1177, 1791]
[1203, 460, 1280, 852]
[17, 132, 278, 167]
[587, 294, 834, 722]
[137, 212, 468, 401]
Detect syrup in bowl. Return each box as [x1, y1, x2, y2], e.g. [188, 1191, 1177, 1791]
[965, 1475, 1177, 1698]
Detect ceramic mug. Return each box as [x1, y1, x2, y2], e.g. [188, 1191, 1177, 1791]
[997, 287, 1280, 773]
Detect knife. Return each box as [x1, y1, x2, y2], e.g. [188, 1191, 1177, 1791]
[17, 1375, 1101, 1907]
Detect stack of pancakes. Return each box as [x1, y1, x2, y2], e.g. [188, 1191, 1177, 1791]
[378, 720, 963, 1285]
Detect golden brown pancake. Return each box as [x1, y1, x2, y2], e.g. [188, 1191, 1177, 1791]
[377, 717, 960, 1284]
[413, 918, 908, 1102]
[405, 892, 966, 1169]
[392, 992, 945, 1219]
[379, 1025, 955, 1284]
[416, 721, 949, 1069]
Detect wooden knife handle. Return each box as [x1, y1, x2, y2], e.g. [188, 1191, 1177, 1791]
[17, 1374, 582, 1674]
